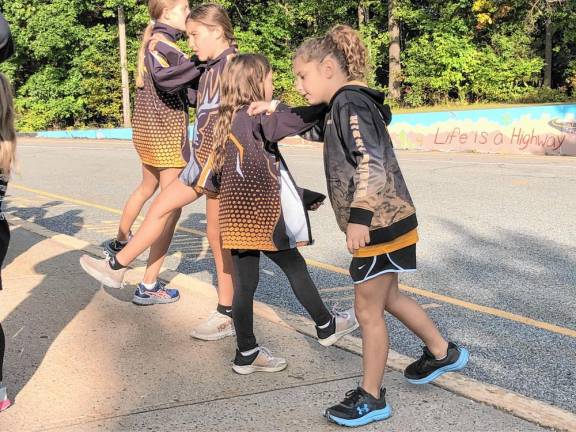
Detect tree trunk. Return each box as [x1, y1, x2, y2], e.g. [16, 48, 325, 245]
[388, 0, 401, 100]
[118, 6, 132, 128]
[544, 16, 553, 88]
[358, 1, 366, 27]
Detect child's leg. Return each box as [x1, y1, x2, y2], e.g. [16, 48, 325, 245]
[263, 249, 332, 327]
[230, 250, 287, 375]
[355, 273, 395, 399]
[205, 197, 234, 306]
[384, 278, 448, 358]
[115, 180, 200, 267]
[230, 250, 261, 352]
[116, 164, 159, 241]
[142, 168, 182, 284]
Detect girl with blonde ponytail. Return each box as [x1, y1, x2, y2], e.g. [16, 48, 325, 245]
[81, 4, 241, 341]
[99, 0, 200, 307]
[0, 12, 14, 412]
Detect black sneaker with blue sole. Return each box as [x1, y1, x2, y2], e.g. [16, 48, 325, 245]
[404, 342, 469, 384]
[325, 387, 392, 427]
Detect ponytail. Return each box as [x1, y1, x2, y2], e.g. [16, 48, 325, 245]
[136, 22, 155, 88]
[326, 25, 368, 81]
[295, 24, 368, 82]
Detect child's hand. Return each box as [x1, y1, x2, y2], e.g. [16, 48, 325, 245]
[247, 100, 279, 116]
[346, 223, 370, 254]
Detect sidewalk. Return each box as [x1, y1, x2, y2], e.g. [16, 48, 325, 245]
[0, 224, 555, 431]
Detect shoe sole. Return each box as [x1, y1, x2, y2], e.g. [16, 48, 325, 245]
[406, 347, 470, 385]
[318, 321, 360, 347]
[80, 257, 123, 289]
[326, 405, 392, 427]
[132, 294, 180, 306]
[232, 362, 288, 375]
[190, 327, 236, 341]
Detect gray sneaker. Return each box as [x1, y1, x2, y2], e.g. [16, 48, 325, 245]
[232, 346, 288, 375]
[79, 255, 127, 289]
[317, 307, 359, 347]
[190, 311, 235, 341]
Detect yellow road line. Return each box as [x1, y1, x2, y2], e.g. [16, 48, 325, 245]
[307, 258, 576, 338]
[12, 183, 576, 339]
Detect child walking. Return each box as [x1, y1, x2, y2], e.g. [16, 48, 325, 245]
[0, 11, 15, 412]
[80, 3, 237, 340]
[288, 25, 470, 426]
[211, 53, 358, 374]
[103, 0, 196, 306]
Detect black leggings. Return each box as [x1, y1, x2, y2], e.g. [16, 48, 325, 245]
[231, 248, 332, 352]
[0, 216, 8, 383]
[0, 323, 4, 382]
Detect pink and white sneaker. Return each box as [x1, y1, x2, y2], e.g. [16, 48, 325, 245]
[0, 384, 11, 412]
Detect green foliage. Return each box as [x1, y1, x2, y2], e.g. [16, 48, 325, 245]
[0, 0, 574, 131]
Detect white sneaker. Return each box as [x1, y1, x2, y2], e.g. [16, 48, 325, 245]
[232, 346, 288, 375]
[317, 307, 359, 347]
[79, 255, 127, 289]
[190, 311, 235, 341]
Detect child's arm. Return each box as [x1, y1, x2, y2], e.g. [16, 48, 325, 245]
[147, 41, 204, 94]
[258, 103, 327, 143]
[338, 101, 388, 252]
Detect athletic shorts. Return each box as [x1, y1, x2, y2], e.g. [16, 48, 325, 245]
[349, 244, 416, 284]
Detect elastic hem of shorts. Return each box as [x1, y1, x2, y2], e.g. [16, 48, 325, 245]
[352, 267, 416, 285]
[141, 162, 187, 169]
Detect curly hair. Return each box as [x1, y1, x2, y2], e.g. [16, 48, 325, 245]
[294, 24, 368, 81]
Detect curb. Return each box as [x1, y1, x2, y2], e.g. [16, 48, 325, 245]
[7, 214, 576, 432]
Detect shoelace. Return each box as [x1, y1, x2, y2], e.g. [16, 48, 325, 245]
[414, 346, 435, 369]
[332, 305, 351, 321]
[258, 346, 274, 360]
[341, 388, 363, 406]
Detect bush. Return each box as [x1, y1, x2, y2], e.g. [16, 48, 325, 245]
[512, 87, 570, 104]
[402, 33, 479, 106]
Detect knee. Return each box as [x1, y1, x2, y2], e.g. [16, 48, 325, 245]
[136, 183, 158, 200]
[355, 300, 383, 327]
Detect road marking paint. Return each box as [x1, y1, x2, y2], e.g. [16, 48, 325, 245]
[11, 183, 576, 339]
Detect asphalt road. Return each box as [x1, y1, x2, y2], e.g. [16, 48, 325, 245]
[5, 138, 576, 413]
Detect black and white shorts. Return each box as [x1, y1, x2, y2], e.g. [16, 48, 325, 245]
[349, 244, 416, 284]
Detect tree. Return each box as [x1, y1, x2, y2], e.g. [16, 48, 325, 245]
[388, 0, 401, 100]
[0, 0, 574, 130]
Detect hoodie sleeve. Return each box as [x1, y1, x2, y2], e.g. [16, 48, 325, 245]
[0, 13, 14, 63]
[259, 103, 327, 143]
[146, 41, 204, 94]
[337, 100, 388, 227]
[299, 122, 325, 142]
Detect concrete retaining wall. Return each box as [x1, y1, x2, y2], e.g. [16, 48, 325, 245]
[389, 103, 576, 156]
